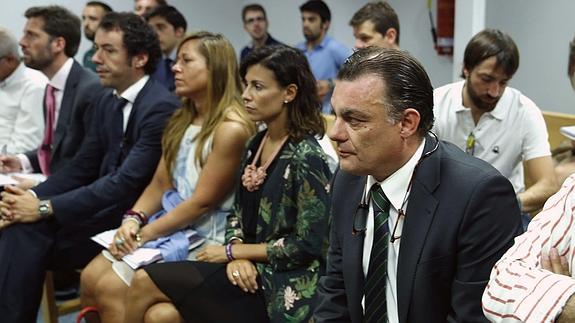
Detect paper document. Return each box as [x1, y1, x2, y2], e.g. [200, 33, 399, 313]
[0, 173, 46, 186]
[560, 126, 575, 141]
[0, 174, 18, 186]
[92, 228, 205, 270]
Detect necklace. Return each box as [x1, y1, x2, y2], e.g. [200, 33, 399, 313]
[241, 132, 289, 192]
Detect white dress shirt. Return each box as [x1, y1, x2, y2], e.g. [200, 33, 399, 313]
[0, 63, 47, 154]
[18, 58, 74, 173]
[114, 75, 150, 132]
[362, 138, 426, 323]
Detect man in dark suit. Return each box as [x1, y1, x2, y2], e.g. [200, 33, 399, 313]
[0, 6, 103, 179]
[0, 12, 179, 322]
[145, 5, 186, 91]
[313, 48, 522, 322]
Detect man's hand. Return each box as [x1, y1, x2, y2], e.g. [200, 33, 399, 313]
[0, 218, 14, 230]
[12, 176, 38, 190]
[0, 155, 23, 174]
[541, 247, 571, 276]
[0, 185, 41, 223]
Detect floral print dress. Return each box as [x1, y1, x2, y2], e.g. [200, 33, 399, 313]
[226, 131, 333, 322]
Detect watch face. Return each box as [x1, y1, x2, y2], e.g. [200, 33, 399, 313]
[38, 202, 50, 218]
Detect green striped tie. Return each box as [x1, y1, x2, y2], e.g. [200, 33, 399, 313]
[364, 184, 390, 323]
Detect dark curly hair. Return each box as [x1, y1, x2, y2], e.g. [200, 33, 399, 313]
[240, 45, 325, 139]
[98, 12, 161, 74]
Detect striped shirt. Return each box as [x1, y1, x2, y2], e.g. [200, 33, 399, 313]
[482, 175, 575, 322]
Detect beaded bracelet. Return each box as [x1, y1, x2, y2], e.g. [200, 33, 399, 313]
[123, 209, 148, 226]
[225, 243, 235, 261]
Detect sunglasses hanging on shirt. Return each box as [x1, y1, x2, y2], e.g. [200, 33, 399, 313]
[352, 132, 440, 243]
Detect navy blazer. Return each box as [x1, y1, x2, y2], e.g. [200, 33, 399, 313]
[314, 136, 523, 322]
[33, 78, 179, 229]
[25, 60, 104, 173]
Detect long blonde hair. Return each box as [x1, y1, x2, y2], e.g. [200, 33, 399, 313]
[162, 31, 253, 174]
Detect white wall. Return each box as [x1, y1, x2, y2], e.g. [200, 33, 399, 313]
[2, 0, 573, 114]
[485, 0, 575, 113]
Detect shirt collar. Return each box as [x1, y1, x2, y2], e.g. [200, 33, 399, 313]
[49, 57, 74, 91]
[0, 62, 25, 87]
[317, 35, 330, 49]
[166, 48, 177, 61]
[113, 75, 149, 104]
[367, 138, 426, 211]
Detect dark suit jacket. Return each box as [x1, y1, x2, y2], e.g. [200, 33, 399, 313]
[25, 60, 104, 173]
[33, 78, 179, 238]
[314, 137, 523, 322]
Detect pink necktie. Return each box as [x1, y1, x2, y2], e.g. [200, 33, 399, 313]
[38, 85, 56, 175]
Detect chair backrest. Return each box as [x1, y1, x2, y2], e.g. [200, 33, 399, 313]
[524, 110, 575, 189]
[542, 111, 575, 150]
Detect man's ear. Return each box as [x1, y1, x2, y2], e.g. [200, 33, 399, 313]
[175, 27, 185, 38]
[462, 66, 470, 79]
[399, 108, 421, 138]
[322, 20, 330, 32]
[132, 52, 149, 70]
[384, 28, 397, 45]
[51, 36, 66, 55]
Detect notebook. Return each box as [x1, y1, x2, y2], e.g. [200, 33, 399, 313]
[91, 228, 205, 270]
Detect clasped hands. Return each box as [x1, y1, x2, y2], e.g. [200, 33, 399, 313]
[109, 220, 144, 259]
[196, 244, 259, 293]
[0, 185, 42, 229]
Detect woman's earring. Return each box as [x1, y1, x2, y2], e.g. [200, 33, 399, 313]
[284, 100, 289, 104]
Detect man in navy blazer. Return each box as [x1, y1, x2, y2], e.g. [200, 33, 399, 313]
[0, 6, 103, 178]
[313, 48, 522, 322]
[0, 12, 179, 322]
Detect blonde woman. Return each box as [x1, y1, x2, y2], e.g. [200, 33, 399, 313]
[79, 31, 254, 322]
[124, 45, 332, 323]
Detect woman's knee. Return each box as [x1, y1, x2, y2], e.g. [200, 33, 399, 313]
[81, 256, 109, 296]
[144, 303, 182, 323]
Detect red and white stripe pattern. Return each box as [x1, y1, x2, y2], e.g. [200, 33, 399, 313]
[482, 175, 575, 322]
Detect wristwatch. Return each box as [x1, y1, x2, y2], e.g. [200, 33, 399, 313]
[38, 200, 52, 219]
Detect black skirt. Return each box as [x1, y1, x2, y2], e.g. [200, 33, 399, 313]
[145, 261, 269, 323]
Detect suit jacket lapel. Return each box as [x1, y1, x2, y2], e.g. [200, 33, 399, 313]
[396, 136, 440, 323]
[52, 61, 81, 154]
[340, 174, 367, 322]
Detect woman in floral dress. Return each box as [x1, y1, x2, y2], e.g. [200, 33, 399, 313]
[123, 45, 332, 323]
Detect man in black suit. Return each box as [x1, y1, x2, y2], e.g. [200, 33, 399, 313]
[0, 6, 103, 178]
[0, 12, 179, 322]
[313, 48, 522, 322]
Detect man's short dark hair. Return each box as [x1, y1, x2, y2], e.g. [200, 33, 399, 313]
[134, 0, 167, 5]
[99, 12, 161, 74]
[350, 1, 400, 45]
[24, 6, 81, 57]
[338, 48, 434, 137]
[242, 4, 266, 22]
[462, 29, 520, 78]
[299, 0, 331, 23]
[86, 1, 113, 13]
[145, 5, 187, 31]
